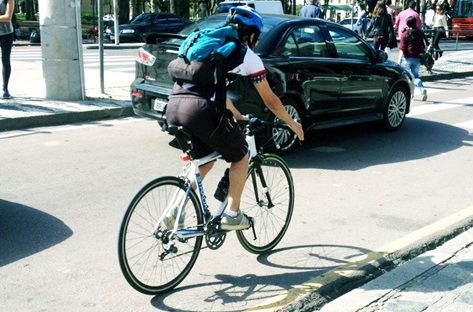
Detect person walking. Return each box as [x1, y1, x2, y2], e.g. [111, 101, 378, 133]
[0, 0, 15, 99]
[428, 5, 449, 59]
[385, 0, 396, 23]
[300, 0, 324, 19]
[398, 16, 428, 101]
[394, 1, 422, 38]
[166, 6, 304, 230]
[384, 0, 397, 55]
[366, 1, 396, 51]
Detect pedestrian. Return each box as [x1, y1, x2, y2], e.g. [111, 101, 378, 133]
[394, 1, 422, 39]
[165, 6, 304, 230]
[385, 0, 396, 23]
[0, 0, 15, 99]
[398, 16, 428, 101]
[300, 0, 324, 19]
[428, 5, 449, 59]
[366, 1, 396, 51]
[384, 0, 397, 55]
[357, 10, 368, 38]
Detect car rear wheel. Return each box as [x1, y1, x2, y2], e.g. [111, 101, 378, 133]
[268, 98, 301, 154]
[383, 86, 407, 131]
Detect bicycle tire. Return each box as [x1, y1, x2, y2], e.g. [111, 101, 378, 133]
[118, 176, 203, 295]
[237, 153, 294, 254]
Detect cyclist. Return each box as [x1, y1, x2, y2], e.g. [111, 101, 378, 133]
[165, 6, 304, 231]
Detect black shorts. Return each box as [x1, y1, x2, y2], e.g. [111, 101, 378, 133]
[165, 92, 248, 163]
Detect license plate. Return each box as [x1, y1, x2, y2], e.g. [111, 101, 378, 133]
[153, 99, 167, 112]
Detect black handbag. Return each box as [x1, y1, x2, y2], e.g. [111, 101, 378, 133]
[420, 52, 434, 71]
[388, 35, 397, 48]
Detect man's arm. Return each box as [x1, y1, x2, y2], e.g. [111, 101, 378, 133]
[253, 79, 304, 141]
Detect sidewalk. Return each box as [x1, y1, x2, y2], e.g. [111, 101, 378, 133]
[318, 224, 473, 312]
[0, 41, 139, 132]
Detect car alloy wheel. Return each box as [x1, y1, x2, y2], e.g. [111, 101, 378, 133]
[383, 86, 407, 131]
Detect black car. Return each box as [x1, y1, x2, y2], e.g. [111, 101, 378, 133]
[131, 14, 415, 153]
[110, 13, 190, 43]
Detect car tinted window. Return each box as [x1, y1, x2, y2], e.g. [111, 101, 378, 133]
[167, 17, 182, 22]
[327, 27, 370, 61]
[132, 14, 154, 24]
[169, 14, 286, 46]
[279, 25, 328, 57]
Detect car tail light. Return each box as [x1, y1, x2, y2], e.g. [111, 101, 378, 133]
[131, 90, 143, 98]
[136, 47, 156, 66]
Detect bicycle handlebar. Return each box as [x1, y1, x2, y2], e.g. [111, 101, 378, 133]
[245, 116, 290, 134]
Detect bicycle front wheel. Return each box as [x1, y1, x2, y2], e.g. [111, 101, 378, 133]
[118, 176, 203, 295]
[237, 153, 294, 254]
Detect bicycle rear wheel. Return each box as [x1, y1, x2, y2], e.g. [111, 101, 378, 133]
[118, 176, 203, 295]
[237, 153, 294, 254]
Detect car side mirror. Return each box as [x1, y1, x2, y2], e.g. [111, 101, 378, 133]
[376, 50, 388, 63]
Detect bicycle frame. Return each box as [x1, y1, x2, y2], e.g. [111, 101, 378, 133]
[152, 128, 260, 238]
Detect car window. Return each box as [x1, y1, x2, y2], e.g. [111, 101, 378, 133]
[132, 14, 154, 24]
[278, 25, 328, 57]
[326, 27, 370, 61]
[167, 17, 182, 22]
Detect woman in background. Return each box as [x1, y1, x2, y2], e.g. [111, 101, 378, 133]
[429, 5, 449, 59]
[367, 1, 395, 52]
[0, 0, 15, 99]
[398, 16, 428, 101]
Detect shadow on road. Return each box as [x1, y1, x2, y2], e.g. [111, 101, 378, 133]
[148, 244, 372, 312]
[0, 199, 73, 267]
[285, 118, 473, 170]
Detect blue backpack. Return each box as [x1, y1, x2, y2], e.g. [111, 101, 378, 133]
[168, 26, 239, 86]
[178, 26, 239, 61]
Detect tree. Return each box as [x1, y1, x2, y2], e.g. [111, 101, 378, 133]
[119, 0, 129, 23]
[25, 0, 37, 20]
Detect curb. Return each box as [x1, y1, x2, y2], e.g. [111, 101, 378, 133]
[246, 206, 473, 312]
[421, 70, 473, 82]
[0, 105, 135, 132]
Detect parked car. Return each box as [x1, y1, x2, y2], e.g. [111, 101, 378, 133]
[339, 17, 371, 35]
[131, 14, 415, 153]
[109, 13, 190, 43]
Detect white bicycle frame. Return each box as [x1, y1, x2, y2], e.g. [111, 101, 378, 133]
[153, 129, 259, 234]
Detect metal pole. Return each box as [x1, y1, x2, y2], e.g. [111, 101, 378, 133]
[98, 0, 104, 94]
[114, 0, 120, 45]
[75, 0, 85, 100]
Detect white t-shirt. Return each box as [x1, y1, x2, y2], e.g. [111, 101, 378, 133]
[229, 46, 267, 84]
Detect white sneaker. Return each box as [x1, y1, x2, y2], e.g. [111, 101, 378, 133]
[220, 211, 252, 231]
[421, 89, 428, 101]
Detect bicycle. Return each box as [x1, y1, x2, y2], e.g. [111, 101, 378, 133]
[118, 117, 296, 295]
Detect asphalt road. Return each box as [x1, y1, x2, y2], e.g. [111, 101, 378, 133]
[1, 75, 473, 311]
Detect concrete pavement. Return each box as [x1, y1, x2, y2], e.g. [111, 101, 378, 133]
[2, 43, 473, 312]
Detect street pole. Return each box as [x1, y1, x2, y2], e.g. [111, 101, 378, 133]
[98, 0, 105, 94]
[37, 0, 85, 100]
[114, 0, 120, 45]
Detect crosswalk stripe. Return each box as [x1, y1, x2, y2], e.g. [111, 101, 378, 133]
[409, 97, 473, 117]
[409, 103, 463, 116]
[454, 120, 473, 130]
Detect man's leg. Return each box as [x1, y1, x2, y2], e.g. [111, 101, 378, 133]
[227, 154, 249, 212]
